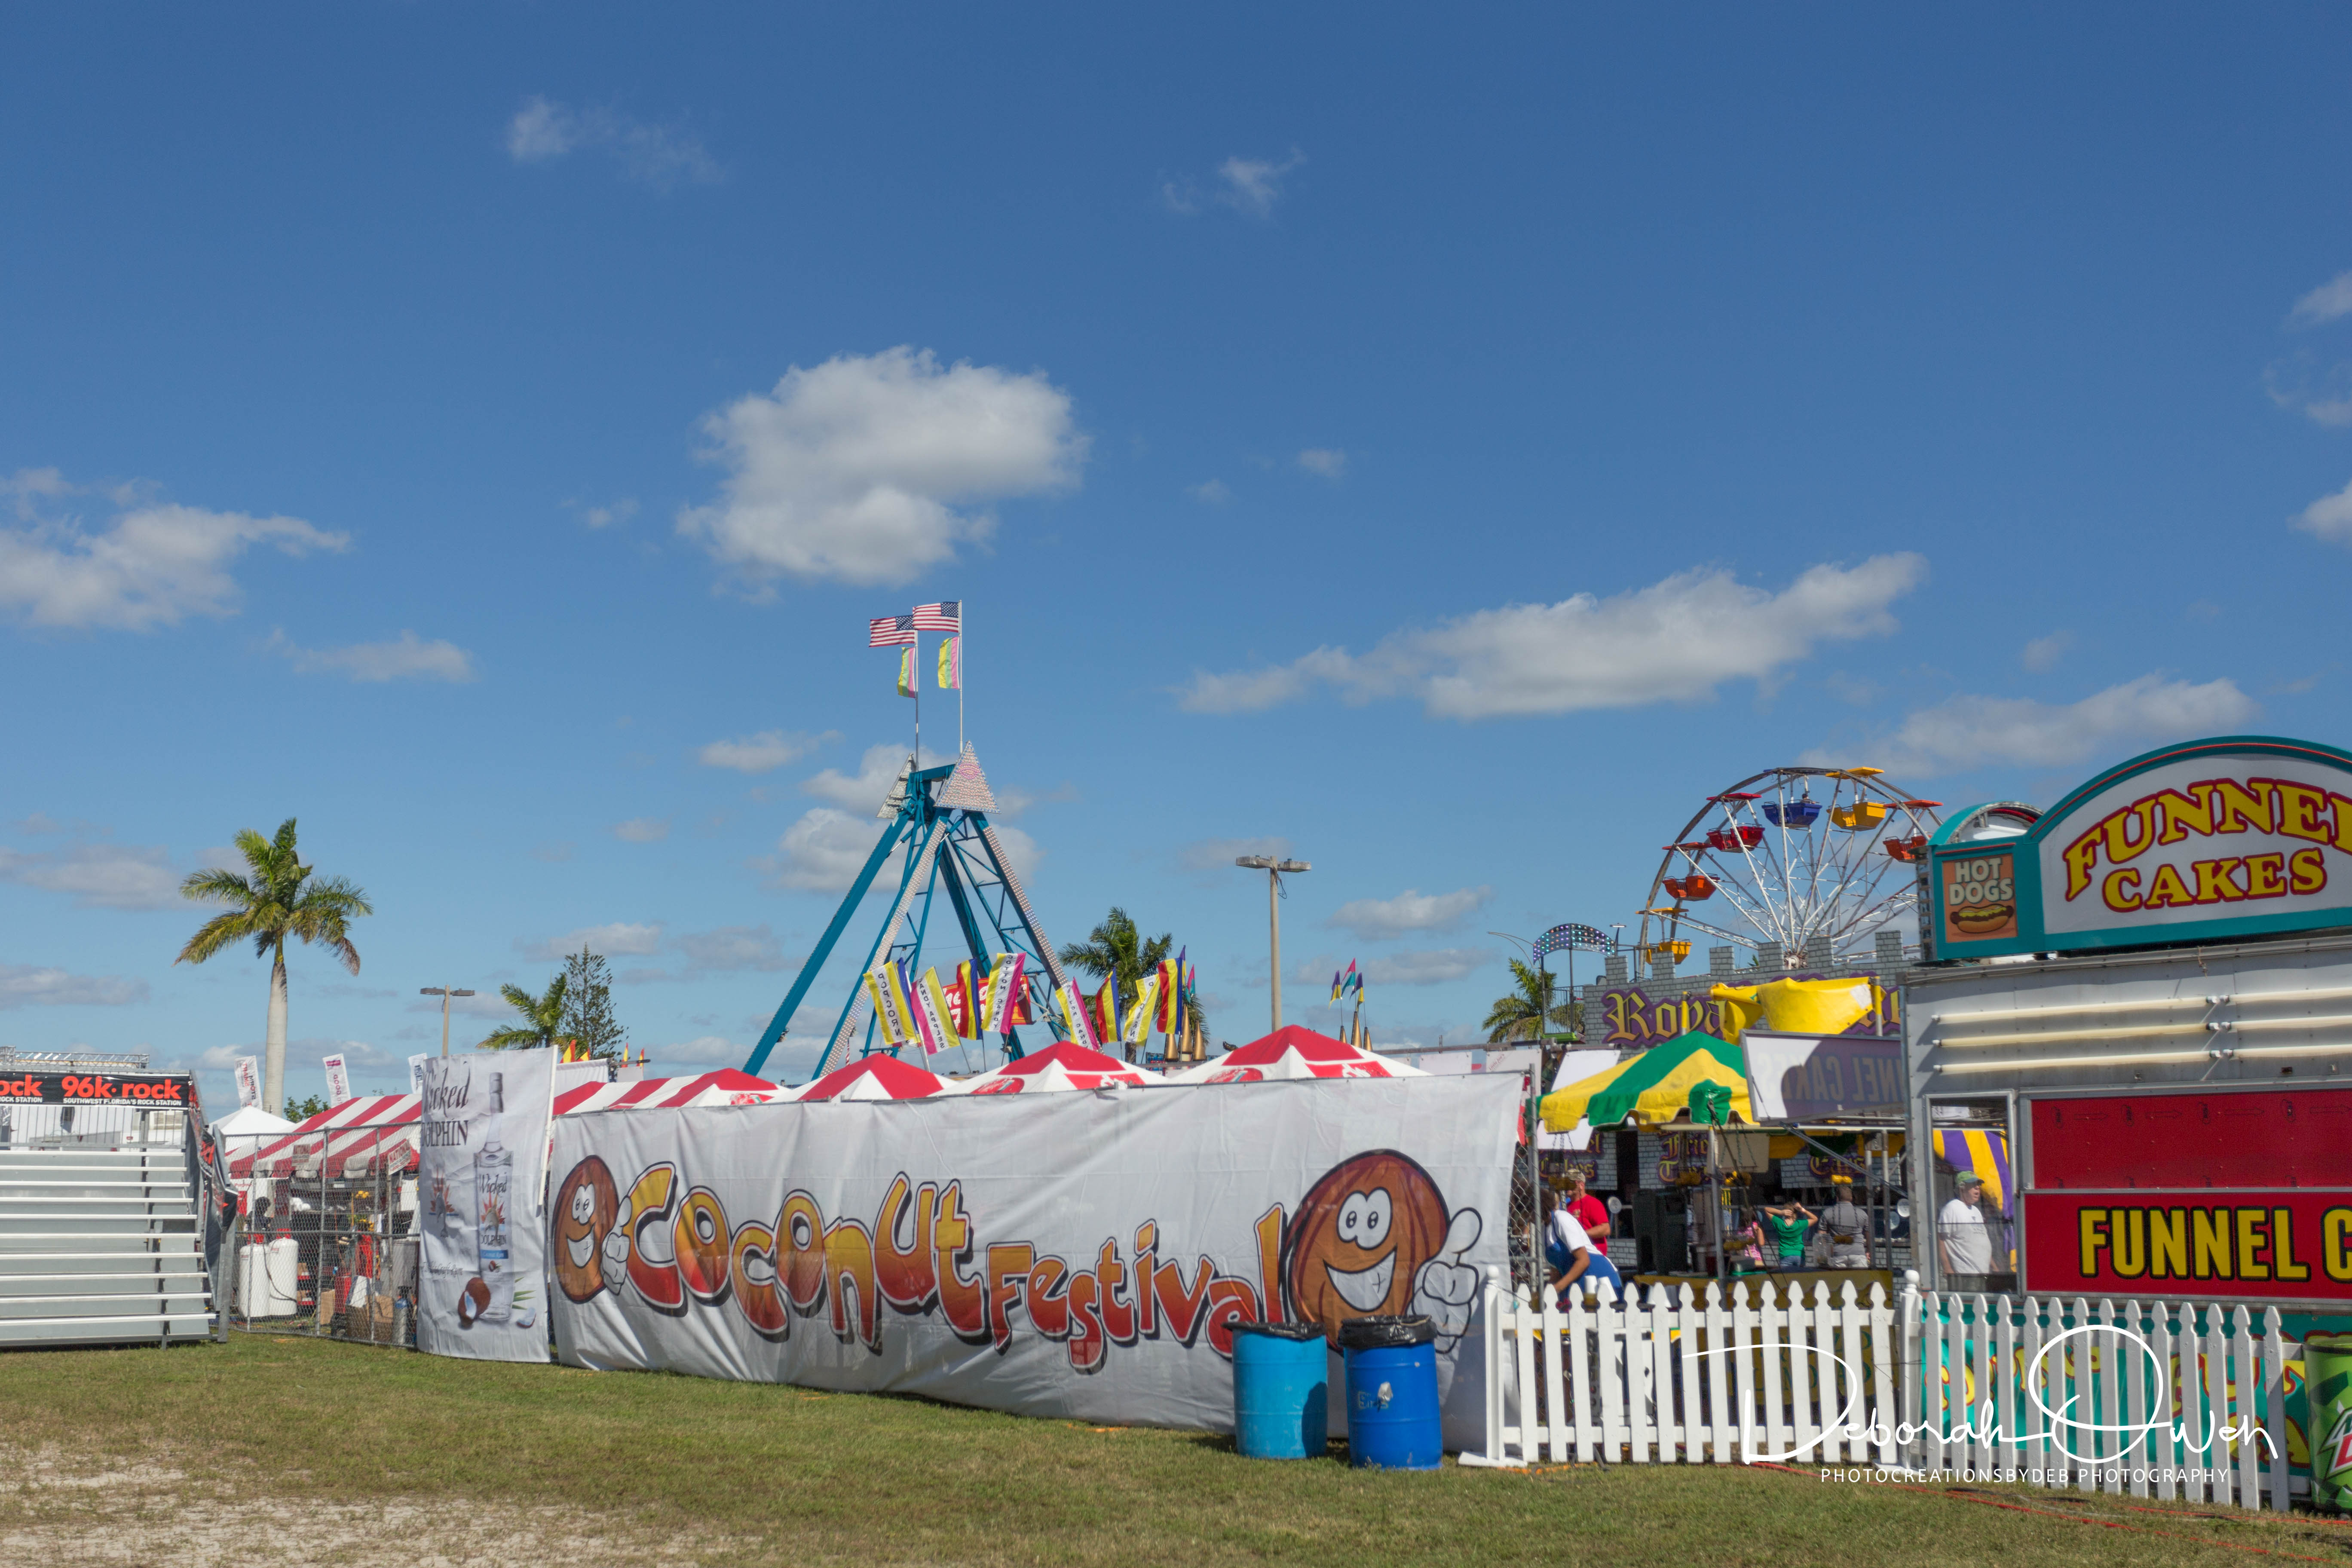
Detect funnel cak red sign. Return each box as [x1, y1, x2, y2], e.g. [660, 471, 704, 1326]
[1931, 737, 2352, 959]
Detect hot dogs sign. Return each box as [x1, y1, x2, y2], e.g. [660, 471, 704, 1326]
[548, 1075, 1516, 1443]
[1930, 737, 2352, 959]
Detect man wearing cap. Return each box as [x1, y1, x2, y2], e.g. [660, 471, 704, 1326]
[1819, 1174, 1871, 1270]
[1938, 1173, 1994, 1291]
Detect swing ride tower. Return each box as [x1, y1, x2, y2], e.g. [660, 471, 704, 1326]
[741, 746, 1070, 1081]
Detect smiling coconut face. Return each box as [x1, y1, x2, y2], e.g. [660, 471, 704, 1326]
[1283, 1150, 1449, 1343]
[551, 1156, 619, 1302]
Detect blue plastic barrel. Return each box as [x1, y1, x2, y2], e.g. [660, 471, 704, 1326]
[1341, 1315, 1441, 1470]
[1232, 1322, 1329, 1459]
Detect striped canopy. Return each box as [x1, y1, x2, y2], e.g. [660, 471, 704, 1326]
[554, 1069, 783, 1115]
[1540, 1032, 1753, 1131]
[230, 1093, 419, 1180]
[940, 1041, 1156, 1095]
[792, 1054, 945, 1102]
[1162, 1026, 1427, 1085]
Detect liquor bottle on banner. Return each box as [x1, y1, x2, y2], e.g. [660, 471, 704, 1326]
[473, 1072, 513, 1323]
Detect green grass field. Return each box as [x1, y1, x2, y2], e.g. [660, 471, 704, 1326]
[1, 1333, 2346, 1567]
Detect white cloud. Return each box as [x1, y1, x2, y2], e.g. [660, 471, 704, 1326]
[532, 842, 575, 863]
[504, 96, 720, 189]
[2296, 479, 2352, 545]
[697, 729, 839, 774]
[677, 347, 1086, 589]
[1166, 150, 1307, 218]
[571, 498, 638, 530]
[1188, 479, 1232, 505]
[0, 842, 180, 910]
[2020, 631, 2073, 673]
[801, 742, 940, 811]
[673, 925, 793, 974]
[2291, 271, 2352, 327]
[1296, 448, 1347, 480]
[613, 818, 671, 843]
[521, 921, 666, 962]
[1808, 674, 2259, 778]
[1327, 886, 1492, 940]
[0, 474, 347, 631]
[268, 629, 476, 683]
[1366, 948, 1491, 986]
[756, 808, 886, 892]
[1179, 555, 1926, 720]
[0, 962, 146, 1008]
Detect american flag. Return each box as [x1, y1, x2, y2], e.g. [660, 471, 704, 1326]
[868, 613, 917, 647]
[911, 601, 961, 631]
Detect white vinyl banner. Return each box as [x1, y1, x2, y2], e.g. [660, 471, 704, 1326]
[550, 1076, 1517, 1448]
[418, 1050, 554, 1363]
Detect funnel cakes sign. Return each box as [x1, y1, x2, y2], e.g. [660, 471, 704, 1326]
[549, 1075, 1514, 1447]
[1930, 738, 2352, 959]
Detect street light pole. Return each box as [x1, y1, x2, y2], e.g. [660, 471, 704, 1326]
[1234, 855, 1310, 1032]
[419, 987, 476, 1057]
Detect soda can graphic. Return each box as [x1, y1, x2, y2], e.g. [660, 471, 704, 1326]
[2310, 1331, 2352, 1514]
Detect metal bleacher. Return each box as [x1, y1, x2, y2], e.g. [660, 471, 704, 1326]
[0, 1054, 214, 1349]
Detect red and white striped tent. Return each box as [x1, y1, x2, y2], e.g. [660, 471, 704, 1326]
[554, 1069, 784, 1115]
[941, 1040, 1157, 1095]
[791, 1054, 944, 1102]
[1161, 1025, 1428, 1085]
[230, 1094, 421, 1181]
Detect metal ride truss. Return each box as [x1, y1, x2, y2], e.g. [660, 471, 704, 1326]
[1634, 766, 1943, 968]
[741, 747, 1070, 1081]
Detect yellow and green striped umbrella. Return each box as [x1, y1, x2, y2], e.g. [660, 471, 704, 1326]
[1540, 1030, 1752, 1132]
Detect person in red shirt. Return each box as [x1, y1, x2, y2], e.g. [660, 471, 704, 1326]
[1560, 1167, 1610, 1250]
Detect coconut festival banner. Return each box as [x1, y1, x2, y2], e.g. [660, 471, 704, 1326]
[418, 1049, 555, 1363]
[549, 1075, 1516, 1448]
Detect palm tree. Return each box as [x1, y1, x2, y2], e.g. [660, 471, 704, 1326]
[178, 819, 372, 1116]
[482, 973, 568, 1051]
[1482, 957, 1576, 1044]
[1058, 906, 1207, 1056]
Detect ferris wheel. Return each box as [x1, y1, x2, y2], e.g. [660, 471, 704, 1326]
[1634, 767, 1943, 969]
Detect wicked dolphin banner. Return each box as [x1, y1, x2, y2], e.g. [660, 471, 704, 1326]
[549, 1075, 1517, 1448]
[418, 1049, 555, 1363]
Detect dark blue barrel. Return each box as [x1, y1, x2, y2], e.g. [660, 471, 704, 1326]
[1232, 1322, 1329, 1459]
[1341, 1315, 1440, 1470]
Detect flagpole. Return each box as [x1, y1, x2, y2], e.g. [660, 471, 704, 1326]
[913, 628, 921, 769]
[959, 606, 966, 754]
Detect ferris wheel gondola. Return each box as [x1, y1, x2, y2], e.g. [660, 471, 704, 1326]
[1635, 767, 1942, 969]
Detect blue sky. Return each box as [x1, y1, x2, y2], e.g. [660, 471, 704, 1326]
[7, 6, 2352, 1109]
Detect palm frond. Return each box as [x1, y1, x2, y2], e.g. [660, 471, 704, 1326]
[179, 867, 255, 905]
[478, 1026, 546, 1051]
[177, 910, 259, 966]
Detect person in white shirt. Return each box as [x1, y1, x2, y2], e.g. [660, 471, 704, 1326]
[1938, 1173, 1995, 1288]
[1546, 1191, 1624, 1298]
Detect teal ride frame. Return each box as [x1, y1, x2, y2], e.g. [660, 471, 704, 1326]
[741, 759, 1069, 1081]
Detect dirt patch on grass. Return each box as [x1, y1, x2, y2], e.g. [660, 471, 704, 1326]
[0, 1443, 738, 1568]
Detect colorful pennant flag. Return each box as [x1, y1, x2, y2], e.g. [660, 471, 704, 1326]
[911, 601, 962, 631]
[1057, 980, 1100, 1047]
[1155, 957, 1181, 1033]
[1331, 959, 1358, 1003]
[866, 963, 914, 1044]
[868, 613, 918, 647]
[916, 969, 960, 1057]
[937, 635, 960, 690]
[982, 952, 1026, 1033]
[1092, 979, 1120, 1044]
[1122, 973, 1161, 1045]
[896, 646, 917, 697]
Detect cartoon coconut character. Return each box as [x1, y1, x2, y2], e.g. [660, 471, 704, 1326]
[1282, 1149, 1482, 1350]
[551, 1156, 620, 1303]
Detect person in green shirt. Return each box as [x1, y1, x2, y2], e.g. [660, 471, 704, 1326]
[1758, 1197, 1816, 1271]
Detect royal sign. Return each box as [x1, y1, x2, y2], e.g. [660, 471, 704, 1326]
[1930, 736, 2352, 959]
[1591, 977, 1898, 1049]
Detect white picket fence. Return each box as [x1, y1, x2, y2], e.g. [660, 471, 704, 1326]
[1461, 1267, 2297, 1513]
